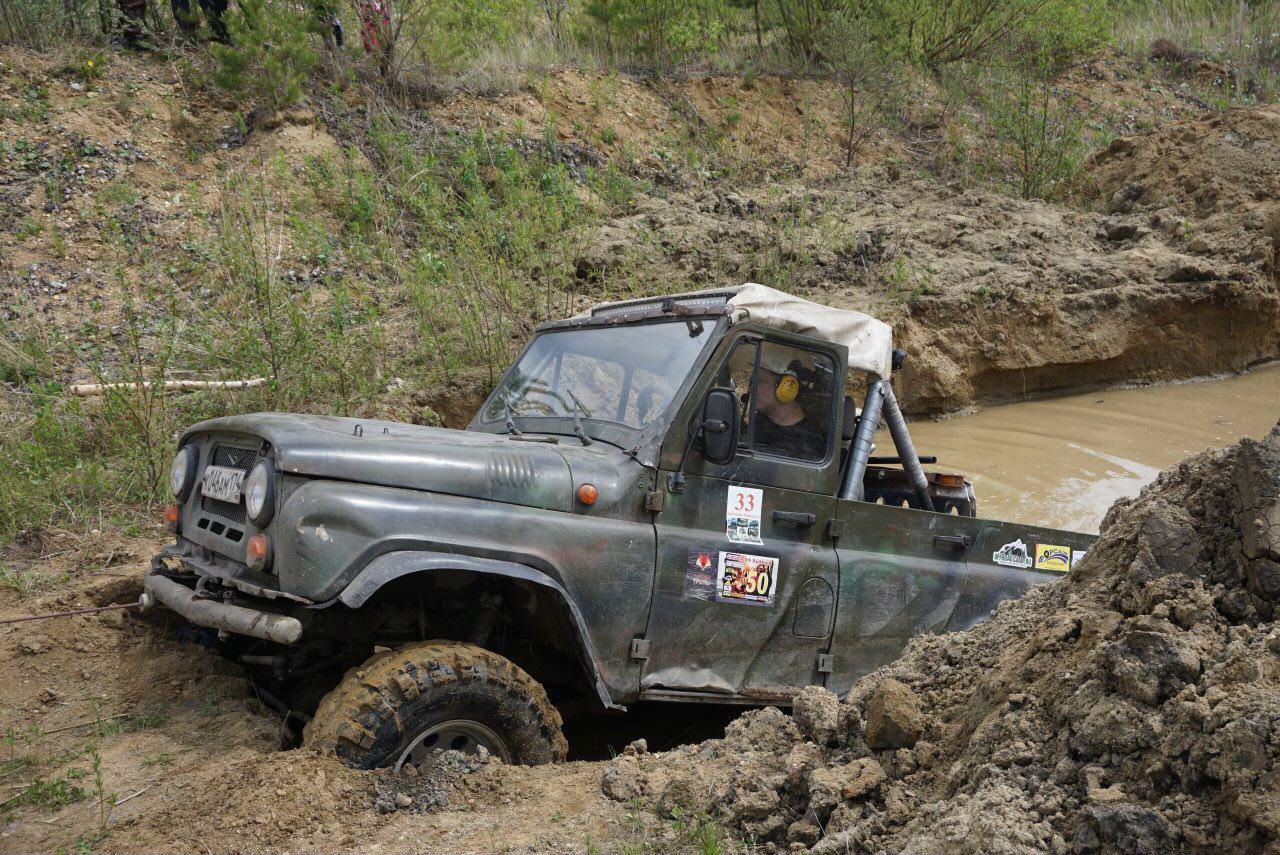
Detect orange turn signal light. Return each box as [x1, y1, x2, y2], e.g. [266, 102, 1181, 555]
[163, 504, 180, 532]
[932, 472, 966, 488]
[246, 533, 271, 571]
[577, 483, 598, 506]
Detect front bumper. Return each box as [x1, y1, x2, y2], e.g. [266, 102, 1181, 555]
[143, 564, 303, 645]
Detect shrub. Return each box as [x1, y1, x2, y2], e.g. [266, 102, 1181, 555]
[819, 9, 903, 166]
[211, 0, 319, 110]
[979, 55, 1091, 200]
[0, 0, 102, 49]
[885, 0, 1110, 69]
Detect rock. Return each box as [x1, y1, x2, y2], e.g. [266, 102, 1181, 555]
[807, 758, 885, 812]
[1155, 257, 1217, 282]
[1101, 628, 1201, 705]
[1104, 220, 1139, 241]
[623, 738, 648, 756]
[1084, 805, 1178, 855]
[864, 679, 926, 749]
[600, 756, 644, 802]
[393, 792, 412, 808]
[792, 685, 840, 746]
[786, 819, 821, 846]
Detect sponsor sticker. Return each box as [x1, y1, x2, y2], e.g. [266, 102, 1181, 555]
[716, 551, 778, 607]
[726, 486, 764, 545]
[1071, 550, 1088, 568]
[1034, 543, 1072, 573]
[682, 548, 718, 602]
[992, 538, 1032, 569]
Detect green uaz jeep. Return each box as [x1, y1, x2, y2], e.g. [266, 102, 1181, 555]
[143, 285, 1094, 767]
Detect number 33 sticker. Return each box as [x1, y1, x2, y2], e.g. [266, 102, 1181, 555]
[726, 486, 763, 545]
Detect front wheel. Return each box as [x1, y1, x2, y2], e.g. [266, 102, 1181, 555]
[303, 641, 568, 768]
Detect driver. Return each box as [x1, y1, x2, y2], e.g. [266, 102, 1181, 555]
[753, 351, 826, 461]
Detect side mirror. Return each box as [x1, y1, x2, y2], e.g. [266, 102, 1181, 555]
[702, 387, 740, 465]
[668, 387, 740, 493]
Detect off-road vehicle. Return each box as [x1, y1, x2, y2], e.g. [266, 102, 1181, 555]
[144, 285, 1096, 768]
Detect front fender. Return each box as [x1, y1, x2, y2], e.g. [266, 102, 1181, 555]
[335, 550, 622, 711]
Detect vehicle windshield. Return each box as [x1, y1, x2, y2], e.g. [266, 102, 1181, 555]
[482, 320, 714, 430]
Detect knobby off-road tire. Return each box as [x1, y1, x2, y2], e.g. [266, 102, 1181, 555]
[303, 641, 568, 768]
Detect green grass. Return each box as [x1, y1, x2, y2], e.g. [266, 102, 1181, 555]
[1113, 0, 1280, 103]
[11, 769, 88, 810]
[0, 564, 52, 596]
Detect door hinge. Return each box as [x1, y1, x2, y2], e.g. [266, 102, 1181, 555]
[827, 519, 845, 540]
[816, 653, 833, 674]
[644, 490, 665, 512]
[630, 638, 651, 661]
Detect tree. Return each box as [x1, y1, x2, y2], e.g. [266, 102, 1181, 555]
[819, 9, 899, 167]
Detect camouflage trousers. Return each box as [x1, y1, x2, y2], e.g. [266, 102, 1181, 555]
[171, 0, 228, 42]
[115, 0, 146, 37]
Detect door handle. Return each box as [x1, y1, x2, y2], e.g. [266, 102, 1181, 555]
[773, 511, 816, 527]
[933, 534, 972, 550]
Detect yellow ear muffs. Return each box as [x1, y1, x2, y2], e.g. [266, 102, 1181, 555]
[775, 374, 800, 404]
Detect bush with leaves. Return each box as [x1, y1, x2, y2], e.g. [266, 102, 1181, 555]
[211, 0, 319, 110]
[818, 8, 902, 166]
[882, 0, 1110, 68]
[583, 0, 728, 71]
[979, 54, 1091, 200]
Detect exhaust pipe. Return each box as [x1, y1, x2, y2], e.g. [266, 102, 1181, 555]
[881, 382, 935, 512]
[840, 378, 884, 501]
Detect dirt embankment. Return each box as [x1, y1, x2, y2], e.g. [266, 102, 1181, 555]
[603, 421, 1280, 853]
[4, 49, 1279, 418]
[426, 55, 1280, 414]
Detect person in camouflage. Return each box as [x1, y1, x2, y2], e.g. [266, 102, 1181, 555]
[171, 0, 230, 43]
[112, 0, 150, 49]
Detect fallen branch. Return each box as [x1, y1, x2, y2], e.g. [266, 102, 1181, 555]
[113, 785, 150, 809]
[69, 378, 267, 397]
[42, 713, 129, 735]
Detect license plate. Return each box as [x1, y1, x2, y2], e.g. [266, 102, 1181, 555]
[202, 465, 245, 503]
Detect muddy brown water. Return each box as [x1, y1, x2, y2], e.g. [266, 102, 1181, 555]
[890, 364, 1280, 534]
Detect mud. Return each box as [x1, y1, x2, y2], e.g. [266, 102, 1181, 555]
[604, 420, 1280, 854]
[893, 362, 1280, 533]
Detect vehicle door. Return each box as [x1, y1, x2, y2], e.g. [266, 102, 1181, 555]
[826, 498, 984, 694]
[641, 332, 844, 702]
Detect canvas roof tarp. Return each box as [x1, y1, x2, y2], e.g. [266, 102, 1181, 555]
[583, 284, 894, 378]
[726, 283, 893, 378]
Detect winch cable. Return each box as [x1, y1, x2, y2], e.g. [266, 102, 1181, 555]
[0, 600, 143, 626]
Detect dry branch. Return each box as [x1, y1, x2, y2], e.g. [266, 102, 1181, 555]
[68, 378, 267, 397]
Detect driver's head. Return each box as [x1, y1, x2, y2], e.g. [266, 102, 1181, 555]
[757, 351, 803, 416]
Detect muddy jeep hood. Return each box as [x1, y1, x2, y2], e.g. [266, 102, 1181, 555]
[183, 413, 575, 512]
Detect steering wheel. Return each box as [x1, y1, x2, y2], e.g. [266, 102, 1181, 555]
[634, 384, 669, 424]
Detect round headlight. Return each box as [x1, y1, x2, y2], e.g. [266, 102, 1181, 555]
[244, 461, 275, 526]
[170, 446, 196, 499]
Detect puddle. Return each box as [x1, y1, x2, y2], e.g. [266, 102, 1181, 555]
[887, 364, 1280, 533]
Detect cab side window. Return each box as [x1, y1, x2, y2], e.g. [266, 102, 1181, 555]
[715, 339, 835, 464]
[747, 342, 835, 463]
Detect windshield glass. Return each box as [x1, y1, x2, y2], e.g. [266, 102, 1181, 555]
[482, 320, 714, 430]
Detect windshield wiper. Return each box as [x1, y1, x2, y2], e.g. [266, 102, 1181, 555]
[564, 388, 593, 447]
[501, 393, 524, 438]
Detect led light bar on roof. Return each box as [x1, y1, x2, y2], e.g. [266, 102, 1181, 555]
[589, 291, 735, 320]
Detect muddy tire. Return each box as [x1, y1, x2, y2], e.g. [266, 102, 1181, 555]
[303, 641, 567, 768]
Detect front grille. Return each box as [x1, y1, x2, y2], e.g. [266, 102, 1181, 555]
[201, 496, 246, 523]
[212, 445, 259, 472]
[200, 444, 259, 524]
